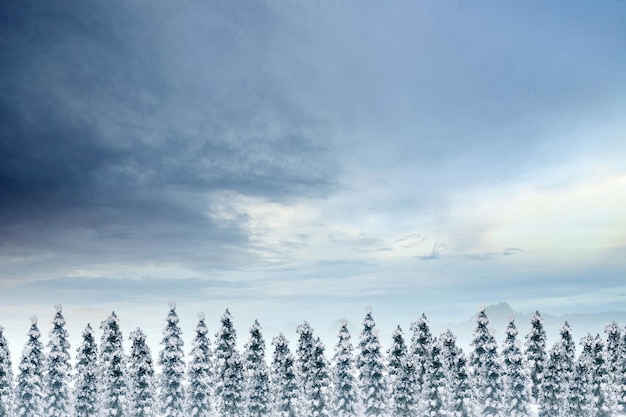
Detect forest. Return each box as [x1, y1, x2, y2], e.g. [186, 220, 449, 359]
[0, 302, 624, 417]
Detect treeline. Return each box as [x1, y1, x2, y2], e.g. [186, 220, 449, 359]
[0, 303, 625, 417]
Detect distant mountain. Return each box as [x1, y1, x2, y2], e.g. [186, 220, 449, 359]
[448, 302, 626, 350]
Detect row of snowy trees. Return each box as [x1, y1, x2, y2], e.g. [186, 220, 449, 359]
[1, 304, 626, 417]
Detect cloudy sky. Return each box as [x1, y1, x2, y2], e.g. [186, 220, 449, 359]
[1, 0, 626, 352]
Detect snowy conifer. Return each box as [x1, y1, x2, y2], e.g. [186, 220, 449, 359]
[539, 341, 566, 417]
[14, 316, 44, 417]
[308, 336, 331, 417]
[158, 302, 185, 417]
[470, 308, 503, 417]
[423, 339, 451, 417]
[502, 318, 532, 417]
[331, 319, 360, 417]
[591, 335, 619, 417]
[567, 335, 595, 417]
[449, 349, 476, 417]
[99, 311, 128, 417]
[356, 307, 388, 417]
[559, 321, 576, 384]
[525, 311, 547, 402]
[440, 330, 476, 417]
[409, 313, 434, 398]
[271, 333, 300, 417]
[74, 324, 99, 417]
[0, 325, 14, 417]
[387, 326, 417, 417]
[604, 321, 621, 379]
[617, 324, 626, 411]
[129, 328, 156, 417]
[296, 322, 330, 417]
[44, 304, 71, 417]
[214, 309, 245, 417]
[186, 313, 213, 417]
[244, 320, 271, 417]
[296, 321, 315, 404]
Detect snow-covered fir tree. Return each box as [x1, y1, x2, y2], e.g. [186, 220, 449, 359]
[99, 311, 128, 417]
[567, 334, 595, 417]
[296, 322, 330, 417]
[409, 313, 433, 399]
[186, 313, 213, 417]
[296, 321, 315, 405]
[617, 324, 626, 412]
[244, 320, 271, 417]
[502, 317, 532, 417]
[0, 325, 14, 417]
[74, 324, 99, 417]
[525, 311, 547, 402]
[604, 321, 621, 379]
[214, 309, 245, 417]
[387, 326, 417, 417]
[271, 333, 300, 417]
[539, 340, 566, 417]
[331, 319, 360, 417]
[423, 339, 451, 417]
[307, 336, 331, 417]
[559, 322, 576, 385]
[158, 302, 185, 417]
[590, 334, 619, 417]
[449, 349, 476, 417]
[44, 304, 71, 417]
[129, 328, 156, 417]
[14, 316, 44, 417]
[470, 308, 503, 417]
[440, 329, 460, 377]
[440, 330, 476, 417]
[356, 307, 388, 417]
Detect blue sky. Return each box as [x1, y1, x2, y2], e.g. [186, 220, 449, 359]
[1, 0, 626, 353]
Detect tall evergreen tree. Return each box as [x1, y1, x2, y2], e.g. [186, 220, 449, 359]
[409, 313, 434, 399]
[44, 304, 71, 417]
[296, 321, 315, 407]
[440, 330, 476, 417]
[617, 324, 626, 412]
[525, 311, 547, 402]
[331, 319, 360, 417]
[387, 326, 417, 417]
[214, 309, 245, 417]
[539, 341, 566, 417]
[449, 349, 476, 417]
[590, 335, 619, 417]
[423, 339, 451, 417]
[74, 324, 99, 417]
[604, 321, 621, 379]
[99, 311, 128, 417]
[14, 316, 44, 417]
[502, 318, 532, 417]
[244, 320, 271, 417]
[0, 325, 14, 417]
[567, 335, 595, 417]
[559, 322, 576, 385]
[271, 333, 300, 417]
[470, 308, 503, 417]
[158, 302, 185, 417]
[129, 328, 156, 417]
[307, 336, 331, 417]
[186, 313, 213, 417]
[356, 307, 388, 417]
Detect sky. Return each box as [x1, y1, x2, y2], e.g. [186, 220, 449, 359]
[1, 0, 626, 356]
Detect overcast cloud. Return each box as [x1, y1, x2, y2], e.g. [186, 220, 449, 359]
[1, 0, 626, 354]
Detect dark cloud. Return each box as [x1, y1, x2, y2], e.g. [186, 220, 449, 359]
[0, 0, 337, 262]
